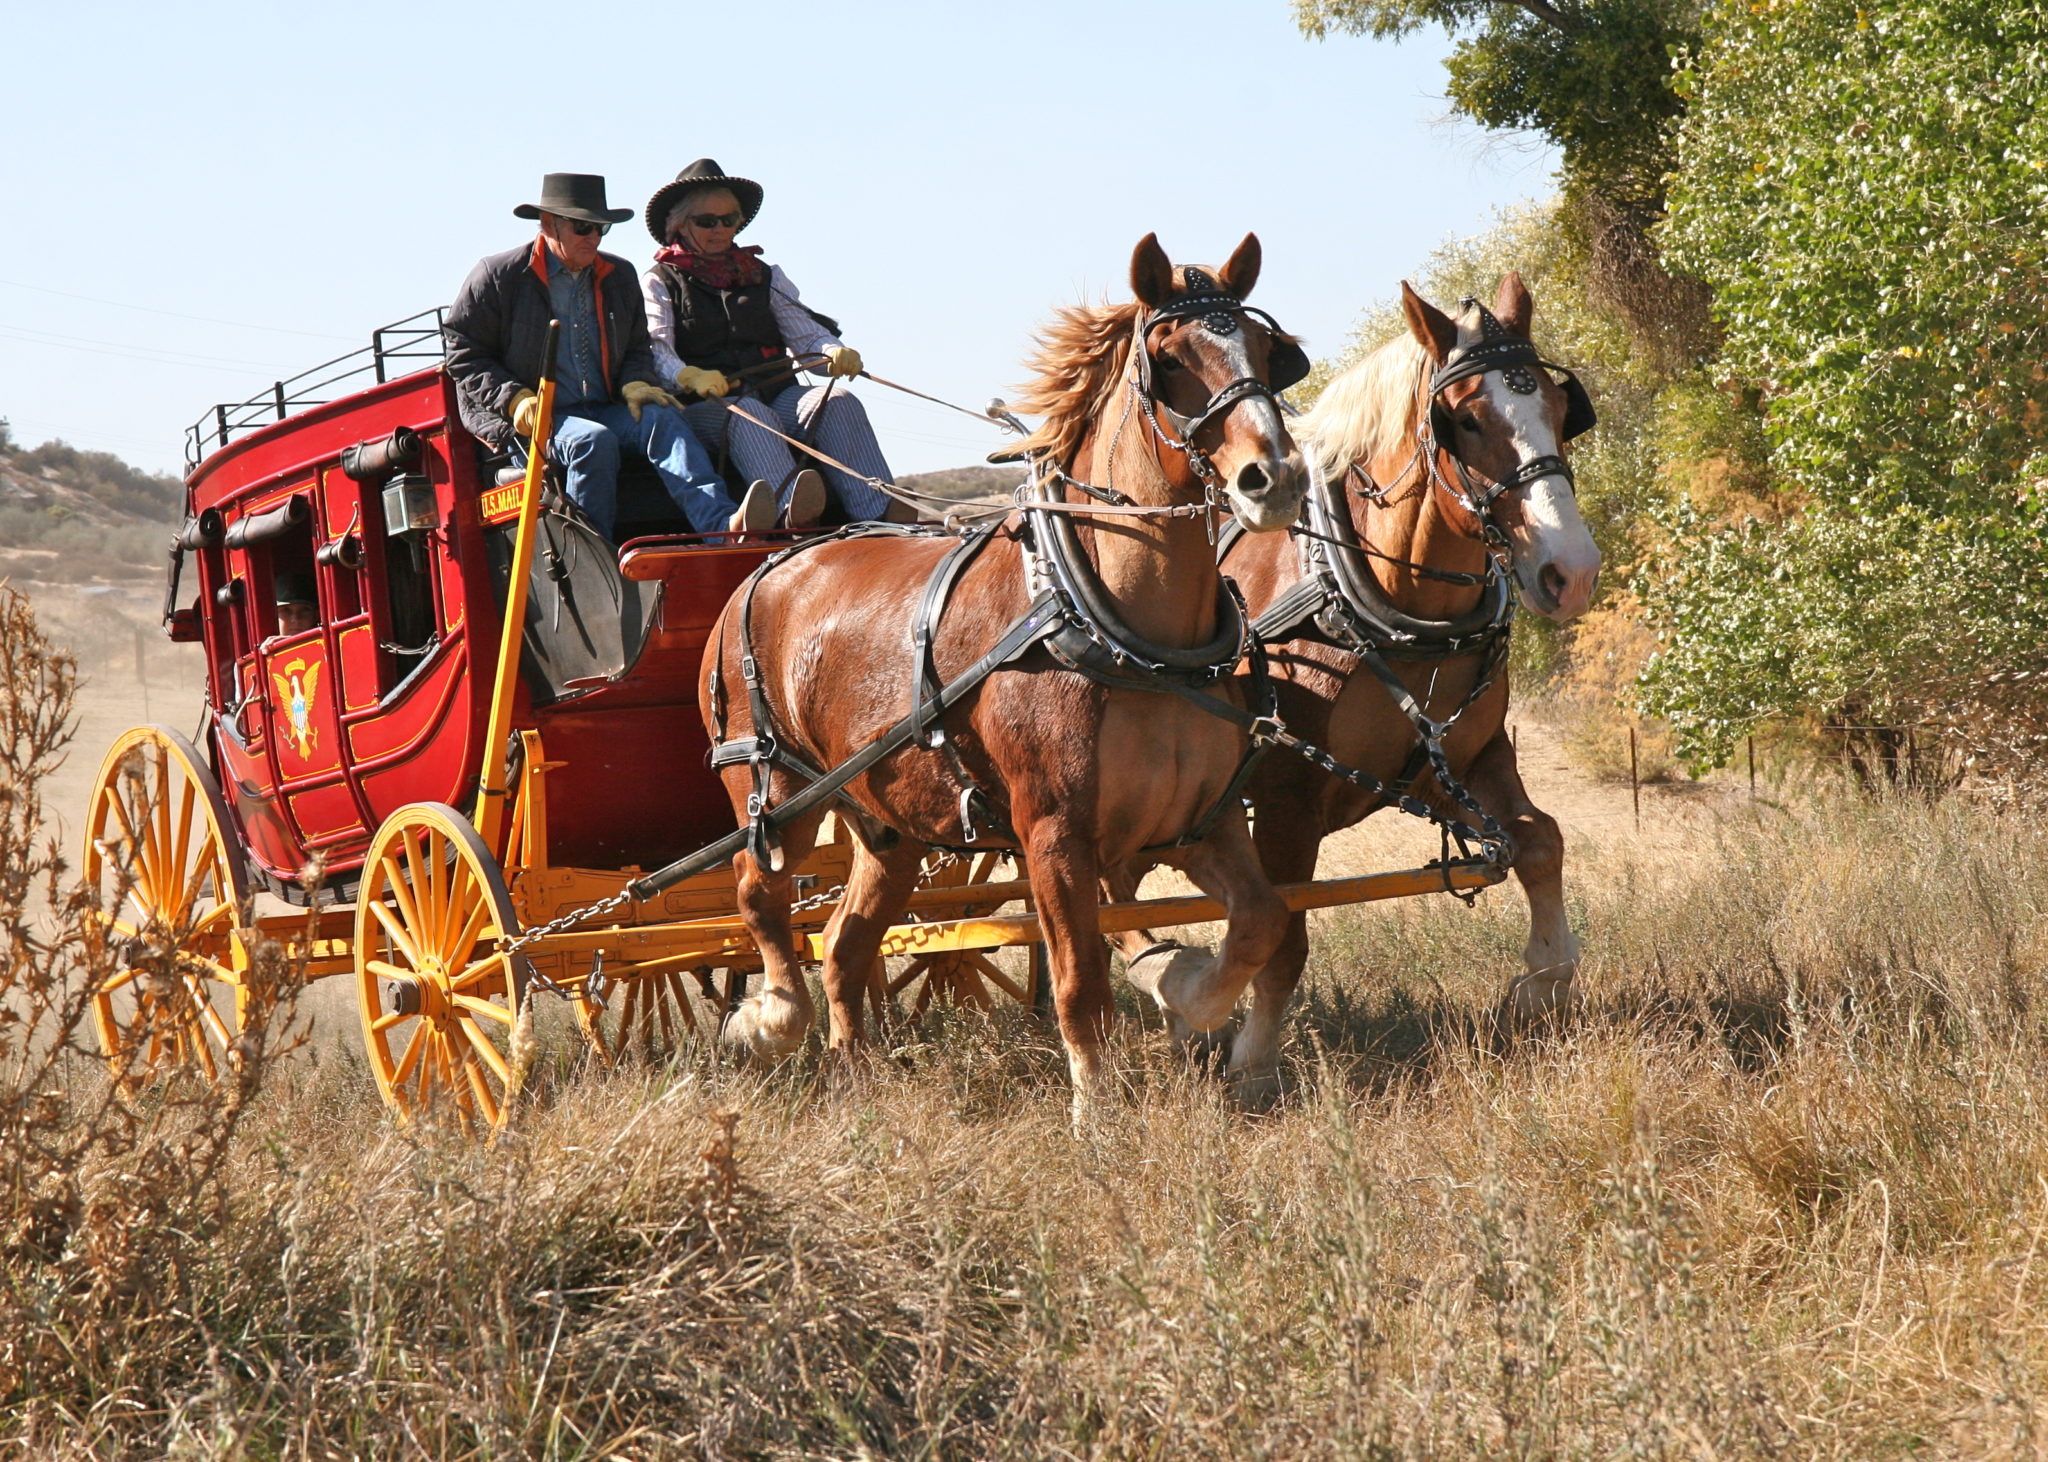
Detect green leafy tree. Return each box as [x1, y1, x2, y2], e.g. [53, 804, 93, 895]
[1293, 0, 1710, 359]
[1641, 0, 2048, 772]
[1294, 0, 1692, 206]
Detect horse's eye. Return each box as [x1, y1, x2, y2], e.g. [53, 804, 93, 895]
[1457, 414, 1482, 434]
[1156, 354, 1185, 373]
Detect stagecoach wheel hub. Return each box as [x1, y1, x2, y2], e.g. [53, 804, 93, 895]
[82, 725, 253, 1087]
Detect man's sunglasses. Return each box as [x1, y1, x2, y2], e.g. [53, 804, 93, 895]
[687, 211, 743, 230]
[559, 218, 610, 237]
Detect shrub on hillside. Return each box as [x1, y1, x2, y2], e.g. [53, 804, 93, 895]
[9, 439, 183, 523]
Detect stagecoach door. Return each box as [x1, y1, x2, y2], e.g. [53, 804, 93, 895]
[216, 487, 356, 874]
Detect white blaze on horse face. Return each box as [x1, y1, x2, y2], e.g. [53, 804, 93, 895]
[1201, 324, 1304, 533]
[1481, 372, 1602, 621]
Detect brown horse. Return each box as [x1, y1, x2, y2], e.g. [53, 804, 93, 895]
[699, 234, 1308, 1125]
[1117, 273, 1602, 1105]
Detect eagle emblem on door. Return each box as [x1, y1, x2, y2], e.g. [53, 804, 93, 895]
[272, 657, 322, 760]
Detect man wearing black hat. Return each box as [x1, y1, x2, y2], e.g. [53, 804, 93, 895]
[274, 571, 319, 638]
[444, 172, 772, 542]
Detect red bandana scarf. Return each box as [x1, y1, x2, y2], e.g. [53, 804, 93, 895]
[654, 242, 768, 290]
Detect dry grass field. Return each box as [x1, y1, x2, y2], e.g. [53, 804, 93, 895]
[7, 579, 2048, 1459]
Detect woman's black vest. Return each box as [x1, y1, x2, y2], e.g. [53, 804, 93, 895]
[657, 264, 785, 381]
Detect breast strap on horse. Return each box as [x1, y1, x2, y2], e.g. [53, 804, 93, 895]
[1218, 457, 1515, 660]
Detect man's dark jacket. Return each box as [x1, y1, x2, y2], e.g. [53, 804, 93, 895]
[443, 237, 661, 449]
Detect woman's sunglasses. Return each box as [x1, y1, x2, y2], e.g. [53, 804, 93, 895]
[687, 211, 743, 230]
[559, 218, 610, 237]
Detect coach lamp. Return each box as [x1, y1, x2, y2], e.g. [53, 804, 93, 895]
[378, 474, 437, 540]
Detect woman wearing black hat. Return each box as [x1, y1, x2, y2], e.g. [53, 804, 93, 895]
[640, 160, 904, 528]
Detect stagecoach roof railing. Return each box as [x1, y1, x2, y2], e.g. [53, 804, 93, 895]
[183, 307, 447, 471]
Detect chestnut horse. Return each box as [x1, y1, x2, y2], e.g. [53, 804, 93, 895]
[700, 235, 1308, 1124]
[1117, 273, 1602, 1105]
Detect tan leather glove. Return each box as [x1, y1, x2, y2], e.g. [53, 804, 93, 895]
[509, 389, 540, 438]
[621, 380, 683, 422]
[673, 365, 730, 399]
[822, 344, 863, 378]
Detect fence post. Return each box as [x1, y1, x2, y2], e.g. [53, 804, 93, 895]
[134, 622, 150, 721]
[1748, 735, 1756, 799]
[1629, 724, 1640, 830]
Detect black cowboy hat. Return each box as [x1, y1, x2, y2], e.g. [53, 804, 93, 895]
[513, 173, 634, 226]
[644, 159, 765, 243]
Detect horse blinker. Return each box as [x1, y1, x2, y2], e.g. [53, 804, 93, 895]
[1558, 370, 1597, 440]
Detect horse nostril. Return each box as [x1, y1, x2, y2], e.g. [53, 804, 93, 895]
[1235, 461, 1272, 497]
[1540, 563, 1568, 605]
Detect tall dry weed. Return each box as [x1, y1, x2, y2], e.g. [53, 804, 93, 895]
[0, 585, 303, 1430]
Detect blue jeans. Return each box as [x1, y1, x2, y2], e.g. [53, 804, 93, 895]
[540, 399, 733, 540]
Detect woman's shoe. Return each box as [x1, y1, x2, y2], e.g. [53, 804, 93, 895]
[782, 469, 826, 531]
[727, 479, 777, 534]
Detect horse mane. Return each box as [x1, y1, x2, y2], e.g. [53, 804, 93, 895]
[1297, 333, 1428, 483]
[1298, 300, 1485, 481]
[1009, 298, 1142, 470]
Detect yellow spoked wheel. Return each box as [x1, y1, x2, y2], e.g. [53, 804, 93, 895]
[574, 966, 722, 1064]
[83, 726, 251, 1085]
[889, 851, 1033, 1013]
[355, 803, 525, 1130]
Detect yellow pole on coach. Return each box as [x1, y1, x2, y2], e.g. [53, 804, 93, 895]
[474, 320, 557, 857]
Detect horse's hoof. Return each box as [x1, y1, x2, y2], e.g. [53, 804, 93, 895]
[1495, 973, 1577, 1042]
[1126, 944, 1233, 1031]
[721, 991, 808, 1058]
[1226, 1065, 1287, 1113]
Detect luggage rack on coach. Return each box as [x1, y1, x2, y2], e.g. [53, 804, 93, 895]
[183, 307, 446, 468]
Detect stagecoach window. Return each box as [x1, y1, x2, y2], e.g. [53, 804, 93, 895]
[377, 523, 437, 688]
[208, 557, 244, 697]
[253, 496, 319, 640]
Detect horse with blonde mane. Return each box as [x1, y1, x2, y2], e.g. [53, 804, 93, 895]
[1116, 272, 1602, 1105]
[700, 234, 1309, 1125]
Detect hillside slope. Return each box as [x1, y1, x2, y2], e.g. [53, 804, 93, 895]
[0, 424, 183, 581]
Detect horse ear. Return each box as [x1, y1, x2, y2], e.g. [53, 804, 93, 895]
[1401, 282, 1459, 363]
[1494, 270, 1533, 336]
[1218, 233, 1262, 300]
[1131, 233, 1174, 308]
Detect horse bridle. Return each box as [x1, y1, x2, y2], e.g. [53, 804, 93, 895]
[1127, 268, 1311, 490]
[1418, 301, 1597, 528]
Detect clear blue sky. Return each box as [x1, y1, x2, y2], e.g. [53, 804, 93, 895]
[0, 0, 1556, 480]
